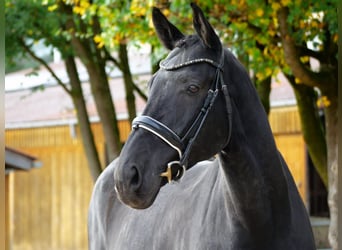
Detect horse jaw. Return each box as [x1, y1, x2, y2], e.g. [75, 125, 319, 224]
[113, 131, 174, 209]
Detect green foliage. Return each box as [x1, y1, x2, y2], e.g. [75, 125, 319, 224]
[5, 0, 153, 71]
[138, 0, 337, 83]
[6, 2, 55, 45]
[5, 0, 66, 71]
[6, 0, 337, 81]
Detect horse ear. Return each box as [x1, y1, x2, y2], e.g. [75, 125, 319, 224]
[152, 7, 185, 50]
[191, 3, 221, 50]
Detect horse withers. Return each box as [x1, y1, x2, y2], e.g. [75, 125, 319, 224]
[88, 3, 315, 249]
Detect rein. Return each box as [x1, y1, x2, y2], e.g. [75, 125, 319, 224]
[132, 52, 232, 183]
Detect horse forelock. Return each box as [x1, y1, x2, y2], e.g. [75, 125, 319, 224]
[161, 35, 221, 70]
[174, 34, 198, 48]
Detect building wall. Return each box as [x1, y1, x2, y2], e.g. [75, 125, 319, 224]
[269, 106, 307, 205]
[5, 175, 10, 250]
[5, 121, 129, 250]
[5, 107, 307, 249]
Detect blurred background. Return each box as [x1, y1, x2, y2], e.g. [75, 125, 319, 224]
[5, 0, 337, 249]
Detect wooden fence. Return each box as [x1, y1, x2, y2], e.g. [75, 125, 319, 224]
[5, 121, 128, 250]
[5, 106, 307, 250]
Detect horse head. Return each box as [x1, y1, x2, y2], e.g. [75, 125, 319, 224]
[114, 3, 231, 209]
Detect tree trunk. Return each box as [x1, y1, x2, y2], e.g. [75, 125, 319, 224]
[86, 59, 122, 162]
[286, 75, 328, 187]
[119, 43, 136, 124]
[255, 76, 271, 115]
[18, 35, 104, 180]
[277, 7, 338, 249]
[65, 56, 103, 181]
[59, 2, 122, 163]
[324, 91, 338, 250]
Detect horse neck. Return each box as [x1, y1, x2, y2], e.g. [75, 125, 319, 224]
[217, 51, 292, 238]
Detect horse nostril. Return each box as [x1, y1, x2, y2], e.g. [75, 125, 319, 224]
[129, 166, 142, 191]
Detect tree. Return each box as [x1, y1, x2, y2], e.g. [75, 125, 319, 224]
[134, 0, 338, 248]
[5, 0, 152, 180]
[6, 1, 338, 247]
[6, 0, 104, 181]
[57, 1, 122, 164]
[277, 4, 337, 248]
[198, 0, 338, 247]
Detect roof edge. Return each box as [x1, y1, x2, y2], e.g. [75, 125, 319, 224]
[5, 147, 42, 174]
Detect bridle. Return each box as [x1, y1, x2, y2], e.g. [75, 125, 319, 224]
[132, 51, 232, 183]
[132, 52, 232, 183]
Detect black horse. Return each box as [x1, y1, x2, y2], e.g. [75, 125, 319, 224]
[88, 4, 315, 249]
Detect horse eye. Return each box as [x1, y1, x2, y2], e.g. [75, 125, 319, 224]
[187, 85, 200, 94]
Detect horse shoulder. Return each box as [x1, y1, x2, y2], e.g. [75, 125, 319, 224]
[88, 158, 120, 250]
[278, 154, 316, 249]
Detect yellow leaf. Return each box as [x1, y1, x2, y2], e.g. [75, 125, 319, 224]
[162, 9, 170, 17]
[130, 0, 149, 16]
[80, 0, 90, 9]
[113, 33, 124, 45]
[256, 72, 264, 80]
[333, 33, 338, 43]
[73, 0, 90, 16]
[255, 8, 264, 17]
[268, 29, 276, 37]
[93, 35, 104, 48]
[97, 43, 104, 49]
[73, 6, 85, 15]
[272, 17, 278, 27]
[238, 0, 247, 9]
[271, 2, 281, 11]
[300, 56, 309, 63]
[317, 96, 331, 108]
[265, 67, 272, 76]
[93, 35, 102, 43]
[299, 20, 306, 29]
[295, 77, 301, 84]
[280, 0, 291, 6]
[311, 20, 319, 28]
[48, 4, 58, 12]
